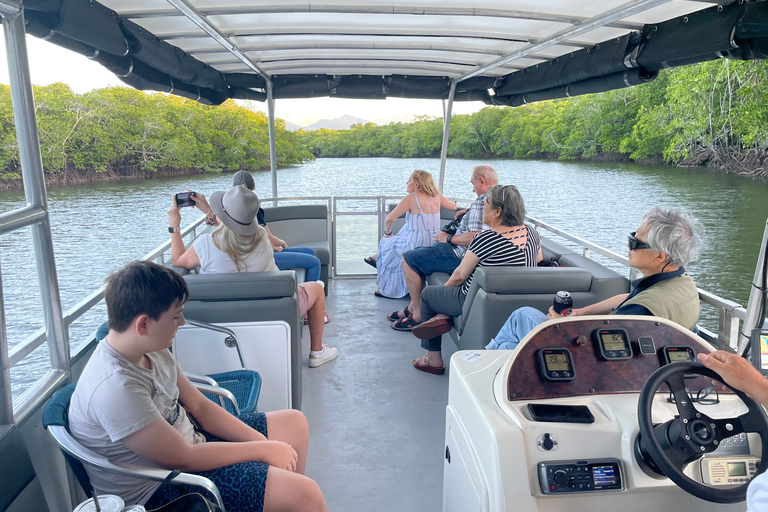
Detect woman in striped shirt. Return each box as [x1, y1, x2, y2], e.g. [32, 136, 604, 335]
[410, 185, 542, 375]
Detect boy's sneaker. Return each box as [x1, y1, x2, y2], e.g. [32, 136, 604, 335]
[309, 345, 338, 368]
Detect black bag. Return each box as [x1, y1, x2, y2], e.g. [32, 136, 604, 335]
[537, 257, 561, 267]
[441, 210, 467, 235]
[147, 493, 223, 512]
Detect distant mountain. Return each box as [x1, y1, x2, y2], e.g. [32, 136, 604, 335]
[288, 114, 371, 131]
[284, 120, 302, 131]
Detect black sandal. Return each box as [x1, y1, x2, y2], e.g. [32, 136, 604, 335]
[364, 256, 377, 268]
[391, 315, 421, 332]
[387, 307, 410, 321]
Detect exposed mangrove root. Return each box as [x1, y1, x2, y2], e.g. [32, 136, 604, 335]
[680, 147, 768, 180]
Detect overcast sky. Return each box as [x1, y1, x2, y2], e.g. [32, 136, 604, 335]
[0, 30, 485, 127]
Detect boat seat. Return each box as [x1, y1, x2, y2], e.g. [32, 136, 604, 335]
[0, 424, 49, 512]
[426, 238, 630, 350]
[42, 383, 225, 510]
[95, 322, 262, 415]
[261, 204, 330, 292]
[182, 271, 303, 409]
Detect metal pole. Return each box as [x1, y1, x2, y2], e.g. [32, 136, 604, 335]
[437, 81, 456, 192]
[0, 262, 12, 425]
[4, 13, 69, 374]
[266, 81, 278, 204]
[738, 217, 768, 355]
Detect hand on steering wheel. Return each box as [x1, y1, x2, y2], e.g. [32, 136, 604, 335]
[637, 361, 768, 504]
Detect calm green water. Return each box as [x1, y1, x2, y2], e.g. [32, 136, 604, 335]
[2, 157, 767, 398]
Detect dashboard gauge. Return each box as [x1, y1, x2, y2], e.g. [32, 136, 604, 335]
[538, 348, 576, 381]
[593, 329, 632, 361]
[662, 345, 695, 364]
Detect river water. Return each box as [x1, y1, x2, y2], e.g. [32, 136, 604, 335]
[2, 157, 768, 401]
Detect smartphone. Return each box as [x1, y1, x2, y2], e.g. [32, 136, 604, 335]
[175, 192, 196, 208]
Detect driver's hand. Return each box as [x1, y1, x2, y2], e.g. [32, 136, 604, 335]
[697, 351, 768, 406]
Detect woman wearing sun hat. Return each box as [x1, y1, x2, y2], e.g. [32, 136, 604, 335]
[168, 185, 338, 368]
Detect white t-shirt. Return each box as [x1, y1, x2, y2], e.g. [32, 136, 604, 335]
[69, 340, 205, 505]
[748, 471, 768, 511]
[193, 232, 278, 274]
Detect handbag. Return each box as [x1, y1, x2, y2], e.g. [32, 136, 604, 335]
[147, 493, 223, 512]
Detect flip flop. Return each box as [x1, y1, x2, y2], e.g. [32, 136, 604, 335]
[386, 307, 410, 321]
[374, 291, 385, 298]
[412, 355, 445, 375]
[391, 315, 420, 332]
[364, 256, 377, 268]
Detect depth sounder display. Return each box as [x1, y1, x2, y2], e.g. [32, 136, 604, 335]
[537, 348, 575, 381]
[593, 329, 632, 360]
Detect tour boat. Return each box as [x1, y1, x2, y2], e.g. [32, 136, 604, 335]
[1, 1, 768, 511]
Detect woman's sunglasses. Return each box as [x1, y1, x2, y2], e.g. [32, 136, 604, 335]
[628, 231, 651, 251]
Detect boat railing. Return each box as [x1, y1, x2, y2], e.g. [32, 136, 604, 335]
[8, 196, 756, 414]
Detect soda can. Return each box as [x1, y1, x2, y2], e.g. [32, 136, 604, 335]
[553, 291, 573, 315]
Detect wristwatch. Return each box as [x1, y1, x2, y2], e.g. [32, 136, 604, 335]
[446, 234, 454, 244]
[168, 226, 180, 233]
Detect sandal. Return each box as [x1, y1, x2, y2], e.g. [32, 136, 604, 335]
[412, 355, 445, 375]
[364, 256, 377, 268]
[386, 307, 410, 321]
[391, 315, 421, 332]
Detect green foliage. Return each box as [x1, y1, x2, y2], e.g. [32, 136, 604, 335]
[0, 85, 312, 182]
[299, 60, 768, 167]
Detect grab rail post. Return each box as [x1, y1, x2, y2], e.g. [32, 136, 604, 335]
[267, 80, 278, 205]
[438, 81, 456, 192]
[3, 10, 69, 392]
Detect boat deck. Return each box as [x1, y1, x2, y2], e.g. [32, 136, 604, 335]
[302, 276, 457, 511]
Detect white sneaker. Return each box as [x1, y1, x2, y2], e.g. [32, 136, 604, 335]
[309, 345, 338, 368]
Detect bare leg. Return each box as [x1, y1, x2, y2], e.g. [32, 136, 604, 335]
[402, 257, 424, 322]
[265, 409, 309, 474]
[263, 467, 327, 512]
[301, 281, 325, 352]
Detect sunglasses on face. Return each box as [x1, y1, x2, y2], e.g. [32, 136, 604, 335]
[628, 231, 651, 251]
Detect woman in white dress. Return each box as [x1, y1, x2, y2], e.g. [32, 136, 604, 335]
[366, 170, 456, 298]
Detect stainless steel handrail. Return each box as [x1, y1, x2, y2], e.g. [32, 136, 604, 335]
[8, 195, 756, 398]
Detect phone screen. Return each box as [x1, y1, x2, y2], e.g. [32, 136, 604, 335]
[175, 192, 195, 208]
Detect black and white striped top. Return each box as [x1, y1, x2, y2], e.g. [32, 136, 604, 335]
[460, 225, 541, 295]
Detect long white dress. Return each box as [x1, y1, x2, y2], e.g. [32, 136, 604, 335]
[376, 193, 441, 298]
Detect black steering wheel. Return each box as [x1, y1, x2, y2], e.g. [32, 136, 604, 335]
[637, 361, 768, 503]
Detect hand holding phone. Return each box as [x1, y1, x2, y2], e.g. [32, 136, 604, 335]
[175, 192, 196, 208]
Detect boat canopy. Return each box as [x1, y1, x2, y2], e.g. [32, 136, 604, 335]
[19, 0, 768, 106]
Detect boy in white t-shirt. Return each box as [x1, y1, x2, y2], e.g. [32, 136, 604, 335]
[68, 260, 327, 511]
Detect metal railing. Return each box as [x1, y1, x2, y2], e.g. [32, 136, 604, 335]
[8, 195, 760, 412]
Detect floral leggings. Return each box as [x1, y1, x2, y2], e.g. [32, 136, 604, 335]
[144, 413, 269, 512]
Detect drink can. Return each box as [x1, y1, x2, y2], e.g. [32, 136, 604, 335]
[553, 291, 573, 315]
[73, 495, 124, 512]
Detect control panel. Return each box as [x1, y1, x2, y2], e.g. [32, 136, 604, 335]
[700, 456, 761, 486]
[539, 459, 623, 494]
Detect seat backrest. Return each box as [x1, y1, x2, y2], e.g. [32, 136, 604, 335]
[262, 205, 328, 245]
[42, 382, 93, 496]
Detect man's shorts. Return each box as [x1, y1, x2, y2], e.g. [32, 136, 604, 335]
[402, 243, 462, 278]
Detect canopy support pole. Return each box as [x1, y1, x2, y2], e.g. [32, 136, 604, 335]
[738, 217, 768, 355]
[438, 81, 457, 193]
[0, 8, 69, 423]
[266, 81, 278, 205]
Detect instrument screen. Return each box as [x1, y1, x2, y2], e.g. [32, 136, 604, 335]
[538, 348, 575, 381]
[594, 329, 632, 360]
[662, 345, 695, 364]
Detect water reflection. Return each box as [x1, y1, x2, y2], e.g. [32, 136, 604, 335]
[1, 158, 767, 398]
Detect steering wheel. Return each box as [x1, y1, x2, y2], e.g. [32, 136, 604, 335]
[637, 361, 768, 503]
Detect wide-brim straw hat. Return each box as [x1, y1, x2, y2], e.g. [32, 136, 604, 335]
[210, 186, 261, 236]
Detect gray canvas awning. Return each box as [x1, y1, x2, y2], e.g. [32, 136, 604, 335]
[20, 0, 768, 105]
